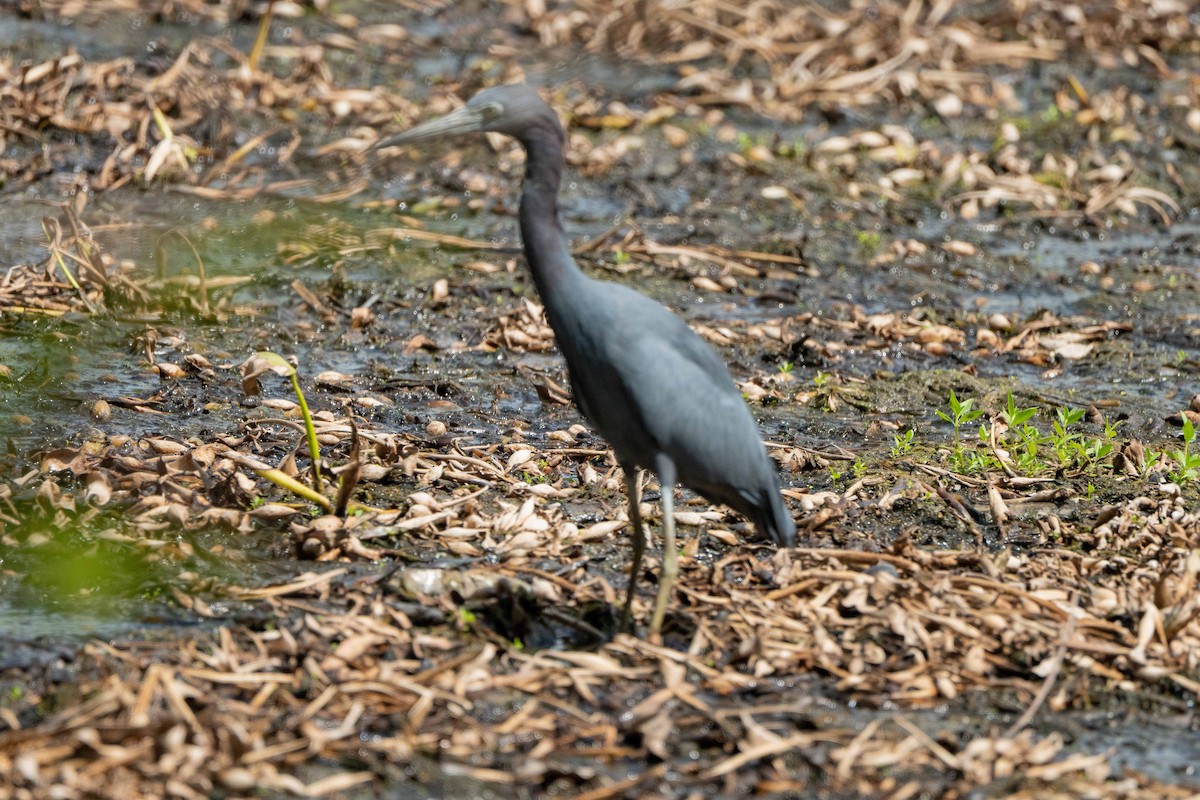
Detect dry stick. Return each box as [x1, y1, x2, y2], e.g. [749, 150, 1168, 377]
[766, 441, 858, 461]
[201, 126, 283, 187]
[421, 451, 512, 481]
[1003, 614, 1078, 739]
[891, 714, 961, 770]
[570, 764, 669, 800]
[914, 462, 988, 487]
[247, 0, 277, 72]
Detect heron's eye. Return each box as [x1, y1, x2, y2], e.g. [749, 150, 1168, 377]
[480, 103, 502, 121]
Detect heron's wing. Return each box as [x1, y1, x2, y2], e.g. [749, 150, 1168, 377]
[601, 296, 760, 464]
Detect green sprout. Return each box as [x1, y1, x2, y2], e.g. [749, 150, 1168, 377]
[891, 429, 915, 457]
[1171, 415, 1200, 484]
[855, 230, 882, 255]
[242, 351, 323, 494]
[936, 390, 984, 471]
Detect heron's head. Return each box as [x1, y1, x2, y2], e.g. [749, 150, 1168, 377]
[372, 84, 557, 151]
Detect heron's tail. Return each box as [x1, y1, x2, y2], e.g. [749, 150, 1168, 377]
[758, 481, 796, 548]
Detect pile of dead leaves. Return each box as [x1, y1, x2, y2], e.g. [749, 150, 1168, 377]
[510, 0, 1197, 115]
[3, 358, 1200, 795]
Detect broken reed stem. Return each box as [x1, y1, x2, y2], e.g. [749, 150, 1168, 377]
[247, 0, 278, 72]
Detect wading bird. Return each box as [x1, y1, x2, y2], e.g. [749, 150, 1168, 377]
[373, 84, 795, 636]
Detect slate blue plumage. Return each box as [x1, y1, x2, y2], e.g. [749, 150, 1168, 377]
[375, 84, 795, 635]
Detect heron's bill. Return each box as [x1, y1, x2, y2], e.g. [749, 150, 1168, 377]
[371, 105, 486, 152]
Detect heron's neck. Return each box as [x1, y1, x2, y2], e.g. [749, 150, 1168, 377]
[517, 122, 581, 303]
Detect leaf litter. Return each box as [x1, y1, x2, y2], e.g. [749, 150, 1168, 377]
[1, 0, 1200, 798]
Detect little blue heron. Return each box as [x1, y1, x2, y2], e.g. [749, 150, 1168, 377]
[373, 84, 796, 636]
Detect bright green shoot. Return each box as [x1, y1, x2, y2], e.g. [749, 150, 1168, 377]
[1172, 415, 1199, 484]
[936, 390, 984, 470]
[891, 429, 915, 457]
[1051, 406, 1086, 466]
[242, 351, 324, 494]
[1001, 392, 1038, 428]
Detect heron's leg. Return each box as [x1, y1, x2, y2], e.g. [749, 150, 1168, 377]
[649, 455, 678, 638]
[619, 465, 645, 634]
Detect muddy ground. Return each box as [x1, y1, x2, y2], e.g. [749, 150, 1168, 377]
[1, 1, 1200, 798]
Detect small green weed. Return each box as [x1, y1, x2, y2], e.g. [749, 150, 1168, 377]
[1171, 415, 1200, 484]
[855, 230, 882, 255]
[891, 429, 915, 457]
[936, 390, 984, 471]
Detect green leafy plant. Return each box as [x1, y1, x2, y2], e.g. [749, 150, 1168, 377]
[1051, 405, 1085, 454]
[1000, 392, 1038, 429]
[891, 429, 915, 457]
[1171, 415, 1200, 484]
[997, 393, 1045, 475]
[778, 139, 806, 158]
[241, 351, 324, 494]
[936, 390, 984, 471]
[855, 230, 882, 255]
[736, 131, 767, 155]
[457, 608, 477, 629]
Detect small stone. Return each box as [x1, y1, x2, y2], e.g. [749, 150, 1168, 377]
[91, 399, 111, 421]
[942, 240, 977, 257]
[987, 313, 1012, 330]
[934, 93, 963, 117]
[661, 124, 688, 148]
